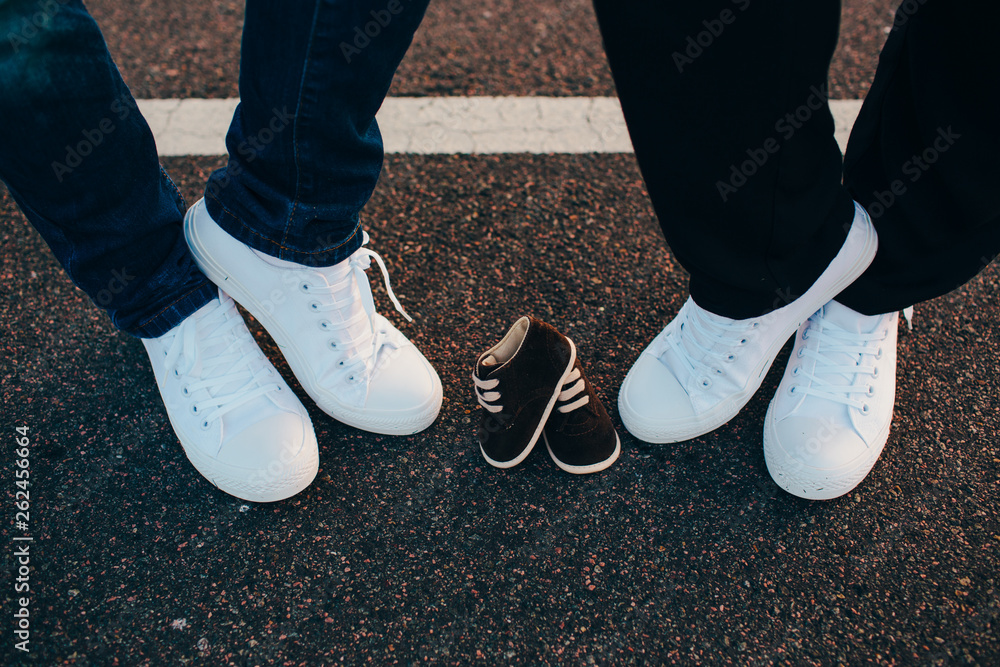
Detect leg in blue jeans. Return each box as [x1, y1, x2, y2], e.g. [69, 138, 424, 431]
[205, 0, 430, 267]
[0, 0, 429, 334]
[186, 0, 442, 438]
[0, 0, 215, 337]
[0, 0, 437, 501]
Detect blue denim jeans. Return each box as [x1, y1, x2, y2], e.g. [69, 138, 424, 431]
[0, 0, 428, 337]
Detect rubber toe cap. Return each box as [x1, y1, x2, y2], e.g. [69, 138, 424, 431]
[620, 352, 696, 424]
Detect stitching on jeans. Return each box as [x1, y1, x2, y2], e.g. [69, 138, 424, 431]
[160, 165, 186, 211]
[284, 200, 300, 257]
[283, 1, 325, 250]
[205, 191, 362, 256]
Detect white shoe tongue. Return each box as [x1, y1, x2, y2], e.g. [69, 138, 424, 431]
[191, 299, 266, 406]
[821, 300, 883, 334]
[200, 331, 257, 399]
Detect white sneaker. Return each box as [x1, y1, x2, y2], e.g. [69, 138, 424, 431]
[764, 301, 902, 500]
[142, 292, 318, 502]
[618, 201, 878, 443]
[183, 199, 442, 435]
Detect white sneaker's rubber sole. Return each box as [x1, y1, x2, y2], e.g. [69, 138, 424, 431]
[619, 202, 879, 444]
[176, 421, 319, 503]
[762, 400, 890, 500]
[184, 202, 442, 436]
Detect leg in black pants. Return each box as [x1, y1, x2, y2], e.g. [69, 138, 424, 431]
[596, 0, 1000, 499]
[840, 1, 1000, 314]
[592, 0, 854, 319]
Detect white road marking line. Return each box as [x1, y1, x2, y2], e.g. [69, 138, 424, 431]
[138, 97, 864, 157]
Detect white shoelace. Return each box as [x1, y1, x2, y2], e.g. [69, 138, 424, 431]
[164, 299, 280, 426]
[658, 302, 760, 388]
[790, 320, 887, 412]
[473, 374, 502, 413]
[305, 232, 412, 382]
[474, 367, 591, 415]
[554, 367, 590, 413]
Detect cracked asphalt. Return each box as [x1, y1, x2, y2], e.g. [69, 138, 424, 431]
[2, 1, 999, 665]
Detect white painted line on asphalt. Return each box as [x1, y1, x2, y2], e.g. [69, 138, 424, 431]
[139, 97, 864, 157]
[140, 98, 235, 157]
[832, 99, 864, 153]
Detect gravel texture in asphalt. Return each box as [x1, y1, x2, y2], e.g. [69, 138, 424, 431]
[3, 154, 999, 665]
[3, 0, 999, 664]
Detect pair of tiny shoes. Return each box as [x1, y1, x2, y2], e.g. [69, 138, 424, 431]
[473, 317, 620, 474]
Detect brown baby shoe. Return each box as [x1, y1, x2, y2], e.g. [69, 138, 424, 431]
[473, 317, 576, 468]
[543, 356, 621, 474]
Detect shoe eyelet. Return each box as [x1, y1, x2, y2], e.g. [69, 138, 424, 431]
[329, 340, 338, 350]
[309, 301, 321, 311]
[802, 330, 809, 340]
[725, 354, 736, 363]
[181, 385, 191, 397]
[173, 368, 180, 377]
[861, 403, 871, 415]
[700, 377, 712, 389]
[751, 322, 760, 328]
[714, 368, 723, 375]
[200, 420, 211, 431]
[872, 367, 880, 378]
[319, 320, 332, 331]
[867, 385, 875, 396]
[190, 405, 199, 415]
[788, 385, 797, 395]
[792, 367, 800, 376]
[276, 385, 283, 391]
[875, 347, 884, 360]
[299, 282, 311, 293]
[348, 375, 355, 383]
[739, 338, 748, 346]
[338, 360, 345, 367]
[796, 348, 805, 358]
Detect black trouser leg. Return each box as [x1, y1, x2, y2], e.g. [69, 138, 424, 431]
[838, 0, 1000, 315]
[592, 0, 855, 319]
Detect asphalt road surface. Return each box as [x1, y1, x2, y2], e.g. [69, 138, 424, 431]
[2, 1, 998, 665]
